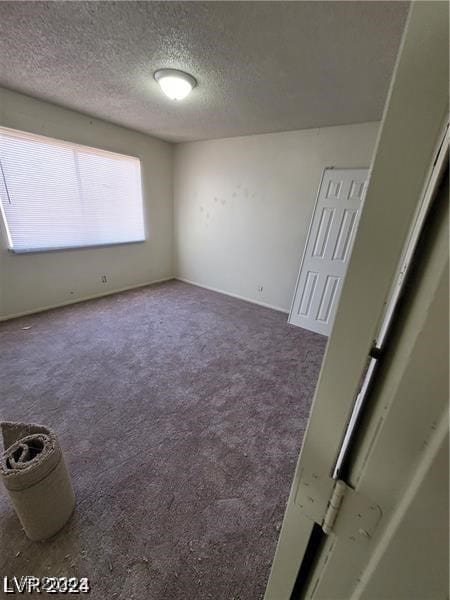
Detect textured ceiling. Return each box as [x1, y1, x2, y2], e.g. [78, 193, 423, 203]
[0, 1, 409, 143]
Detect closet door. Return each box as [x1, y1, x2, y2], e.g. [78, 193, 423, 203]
[289, 168, 368, 336]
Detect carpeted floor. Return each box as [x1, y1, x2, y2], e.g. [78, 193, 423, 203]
[0, 280, 326, 600]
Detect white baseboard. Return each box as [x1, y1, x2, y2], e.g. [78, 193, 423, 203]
[1, 276, 289, 321]
[0, 276, 174, 322]
[176, 277, 289, 314]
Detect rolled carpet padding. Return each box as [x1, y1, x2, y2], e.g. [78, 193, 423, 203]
[0, 421, 75, 541]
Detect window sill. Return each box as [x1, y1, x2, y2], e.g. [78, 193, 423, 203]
[8, 239, 146, 255]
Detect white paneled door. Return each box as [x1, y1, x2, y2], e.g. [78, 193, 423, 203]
[289, 168, 368, 336]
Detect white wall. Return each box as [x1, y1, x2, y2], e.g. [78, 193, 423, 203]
[0, 87, 174, 319]
[174, 122, 379, 312]
[0, 91, 379, 319]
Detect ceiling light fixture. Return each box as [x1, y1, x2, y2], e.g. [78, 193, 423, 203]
[154, 68, 197, 101]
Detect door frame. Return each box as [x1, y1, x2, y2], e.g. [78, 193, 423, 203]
[302, 165, 449, 598]
[264, 3, 449, 598]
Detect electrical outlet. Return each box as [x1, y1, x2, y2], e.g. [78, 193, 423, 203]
[258, 285, 264, 293]
[101, 275, 108, 283]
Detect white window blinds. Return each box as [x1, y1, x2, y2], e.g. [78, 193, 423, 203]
[0, 127, 146, 253]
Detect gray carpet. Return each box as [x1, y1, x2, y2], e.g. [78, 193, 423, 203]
[0, 280, 326, 600]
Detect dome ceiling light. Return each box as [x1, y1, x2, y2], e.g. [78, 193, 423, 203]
[154, 68, 197, 101]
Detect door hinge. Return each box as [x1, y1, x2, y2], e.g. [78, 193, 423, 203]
[295, 471, 382, 543]
[322, 480, 347, 535]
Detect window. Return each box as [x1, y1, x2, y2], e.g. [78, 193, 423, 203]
[0, 127, 146, 253]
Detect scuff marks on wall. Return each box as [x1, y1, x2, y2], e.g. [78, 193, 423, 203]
[174, 123, 379, 311]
